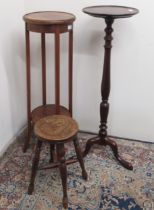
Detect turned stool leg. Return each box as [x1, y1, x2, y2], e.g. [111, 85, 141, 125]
[73, 138, 88, 180]
[23, 28, 31, 153]
[57, 144, 68, 209]
[49, 144, 55, 163]
[28, 140, 42, 194]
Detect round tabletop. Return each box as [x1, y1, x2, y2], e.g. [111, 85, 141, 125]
[83, 5, 139, 19]
[23, 11, 76, 25]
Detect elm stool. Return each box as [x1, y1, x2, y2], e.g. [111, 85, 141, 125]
[23, 11, 76, 152]
[28, 115, 88, 209]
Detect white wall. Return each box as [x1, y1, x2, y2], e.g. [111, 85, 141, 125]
[0, 0, 154, 155]
[24, 0, 154, 142]
[0, 1, 26, 154]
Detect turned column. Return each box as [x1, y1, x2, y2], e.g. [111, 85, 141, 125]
[99, 17, 114, 139]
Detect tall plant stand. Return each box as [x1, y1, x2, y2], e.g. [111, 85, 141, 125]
[23, 11, 76, 152]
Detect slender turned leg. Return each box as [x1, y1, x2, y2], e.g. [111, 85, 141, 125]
[84, 17, 133, 170]
[57, 144, 68, 209]
[73, 138, 88, 180]
[49, 144, 55, 163]
[23, 24, 31, 153]
[68, 26, 73, 117]
[41, 33, 46, 106]
[28, 140, 42, 194]
[55, 28, 60, 115]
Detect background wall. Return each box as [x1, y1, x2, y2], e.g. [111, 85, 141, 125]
[0, 0, 26, 155]
[0, 0, 154, 155]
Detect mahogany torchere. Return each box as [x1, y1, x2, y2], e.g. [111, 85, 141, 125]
[23, 11, 75, 152]
[83, 6, 139, 170]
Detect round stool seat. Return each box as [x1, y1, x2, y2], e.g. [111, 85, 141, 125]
[23, 11, 76, 25]
[34, 115, 78, 142]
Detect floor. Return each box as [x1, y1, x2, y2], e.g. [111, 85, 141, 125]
[0, 132, 154, 210]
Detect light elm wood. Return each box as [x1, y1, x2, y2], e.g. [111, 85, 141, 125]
[23, 11, 76, 25]
[34, 115, 78, 141]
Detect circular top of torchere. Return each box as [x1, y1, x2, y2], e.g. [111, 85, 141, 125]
[83, 5, 139, 19]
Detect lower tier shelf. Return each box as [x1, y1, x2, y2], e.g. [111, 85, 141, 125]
[31, 104, 71, 124]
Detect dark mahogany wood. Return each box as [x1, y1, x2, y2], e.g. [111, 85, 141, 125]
[99, 17, 113, 139]
[23, 12, 76, 152]
[28, 140, 42, 194]
[83, 5, 139, 19]
[83, 6, 139, 170]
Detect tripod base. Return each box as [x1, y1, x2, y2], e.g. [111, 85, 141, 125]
[83, 136, 133, 170]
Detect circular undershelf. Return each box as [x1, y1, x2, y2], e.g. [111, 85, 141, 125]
[31, 104, 71, 124]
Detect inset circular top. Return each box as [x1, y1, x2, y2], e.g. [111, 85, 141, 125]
[34, 115, 78, 141]
[83, 5, 139, 19]
[23, 11, 76, 25]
